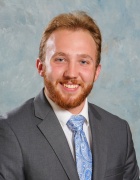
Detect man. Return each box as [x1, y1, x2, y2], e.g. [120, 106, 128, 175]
[0, 11, 139, 180]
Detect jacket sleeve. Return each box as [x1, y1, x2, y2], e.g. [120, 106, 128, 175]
[123, 121, 140, 180]
[0, 119, 25, 180]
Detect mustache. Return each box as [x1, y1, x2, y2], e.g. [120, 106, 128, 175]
[58, 79, 81, 85]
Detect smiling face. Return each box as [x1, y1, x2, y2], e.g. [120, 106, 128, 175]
[37, 29, 101, 114]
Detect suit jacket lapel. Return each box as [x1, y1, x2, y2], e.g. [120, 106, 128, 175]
[34, 90, 79, 180]
[88, 103, 107, 180]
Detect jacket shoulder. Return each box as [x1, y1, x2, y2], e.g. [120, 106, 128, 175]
[88, 102, 127, 126]
[0, 98, 34, 124]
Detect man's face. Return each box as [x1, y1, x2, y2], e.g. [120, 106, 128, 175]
[37, 29, 101, 113]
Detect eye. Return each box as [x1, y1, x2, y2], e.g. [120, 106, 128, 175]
[54, 57, 65, 63]
[80, 59, 89, 65]
[56, 58, 64, 61]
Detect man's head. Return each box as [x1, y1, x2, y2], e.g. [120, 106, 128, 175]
[37, 11, 102, 114]
[39, 11, 102, 67]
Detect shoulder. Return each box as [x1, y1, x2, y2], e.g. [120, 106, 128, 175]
[88, 102, 129, 128]
[0, 98, 34, 125]
[88, 103, 133, 150]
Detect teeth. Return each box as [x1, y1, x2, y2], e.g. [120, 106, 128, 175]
[64, 84, 78, 89]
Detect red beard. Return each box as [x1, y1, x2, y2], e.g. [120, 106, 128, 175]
[44, 74, 94, 110]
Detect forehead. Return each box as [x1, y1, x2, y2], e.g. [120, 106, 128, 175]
[46, 29, 97, 52]
[48, 28, 94, 40]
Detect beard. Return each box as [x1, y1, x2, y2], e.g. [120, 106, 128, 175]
[43, 74, 94, 110]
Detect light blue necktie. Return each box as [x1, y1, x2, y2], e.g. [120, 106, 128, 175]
[67, 115, 92, 180]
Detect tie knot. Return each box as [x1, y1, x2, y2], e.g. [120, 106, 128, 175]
[67, 115, 85, 132]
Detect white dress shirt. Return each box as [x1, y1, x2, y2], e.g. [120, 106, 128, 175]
[46, 95, 92, 159]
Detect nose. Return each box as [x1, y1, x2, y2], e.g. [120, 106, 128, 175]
[64, 61, 78, 79]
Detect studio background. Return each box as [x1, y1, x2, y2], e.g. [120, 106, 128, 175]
[0, 0, 140, 167]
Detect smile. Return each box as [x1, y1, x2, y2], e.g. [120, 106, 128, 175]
[63, 84, 79, 89]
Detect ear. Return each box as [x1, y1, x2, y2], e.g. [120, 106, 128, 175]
[94, 64, 101, 82]
[36, 58, 44, 77]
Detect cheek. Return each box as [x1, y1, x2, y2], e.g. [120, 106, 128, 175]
[80, 69, 95, 83]
[45, 66, 64, 81]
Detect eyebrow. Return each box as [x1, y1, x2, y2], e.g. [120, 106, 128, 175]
[52, 52, 93, 61]
[77, 54, 93, 61]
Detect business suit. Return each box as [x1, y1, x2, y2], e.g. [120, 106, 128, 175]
[0, 89, 139, 180]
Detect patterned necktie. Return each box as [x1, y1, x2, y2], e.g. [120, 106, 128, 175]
[67, 115, 92, 180]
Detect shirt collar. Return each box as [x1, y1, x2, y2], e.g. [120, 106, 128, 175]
[45, 95, 89, 127]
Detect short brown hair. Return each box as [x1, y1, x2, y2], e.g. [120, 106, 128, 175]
[39, 11, 102, 66]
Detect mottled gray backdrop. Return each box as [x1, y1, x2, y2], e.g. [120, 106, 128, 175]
[0, 0, 140, 167]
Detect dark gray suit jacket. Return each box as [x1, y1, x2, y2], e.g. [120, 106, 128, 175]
[0, 90, 139, 180]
